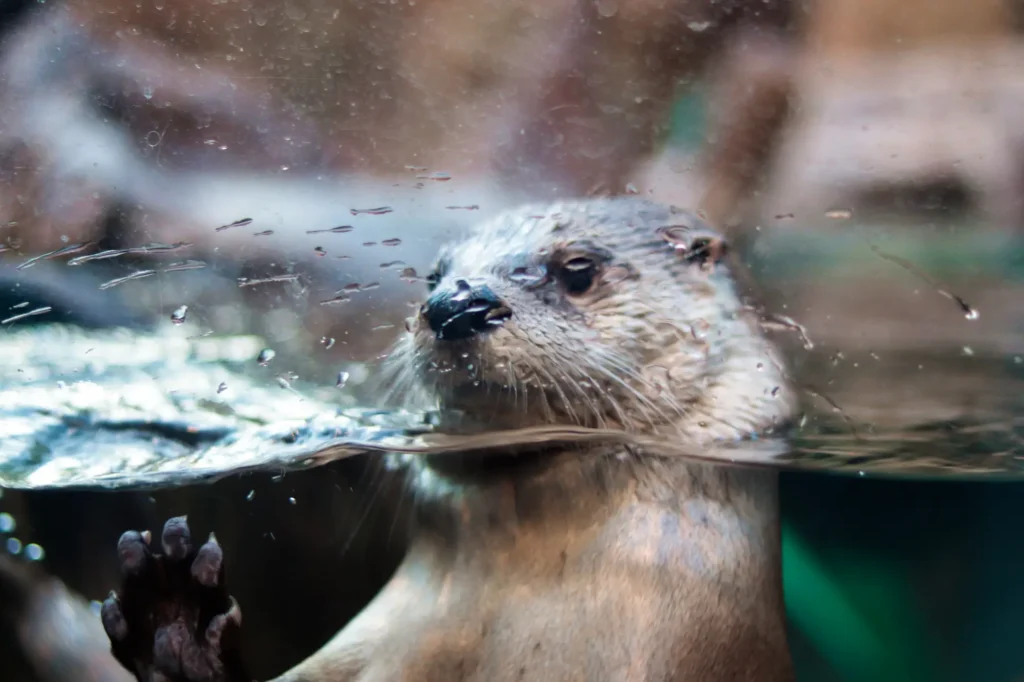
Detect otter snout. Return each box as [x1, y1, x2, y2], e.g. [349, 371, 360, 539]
[421, 278, 512, 341]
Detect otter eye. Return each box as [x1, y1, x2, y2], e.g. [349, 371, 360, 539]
[560, 256, 598, 295]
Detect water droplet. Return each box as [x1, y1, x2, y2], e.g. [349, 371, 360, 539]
[964, 307, 979, 320]
[276, 376, 291, 389]
[142, 85, 154, 100]
[350, 206, 393, 216]
[6, 537, 22, 554]
[962, 346, 974, 356]
[257, 348, 276, 366]
[0, 513, 15, 533]
[246, 490, 255, 501]
[321, 337, 336, 349]
[336, 371, 350, 389]
[306, 225, 353, 234]
[170, 305, 188, 324]
[825, 208, 853, 220]
[314, 246, 327, 256]
[288, 497, 297, 505]
[382, 238, 402, 247]
[624, 182, 639, 194]
[687, 20, 713, 32]
[1, 306, 53, 325]
[217, 382, 228, 393]
[215, 217, 253, 232]
[24, 543, 44, 561]
[415, 171, 451, 181]
[237, 274, 300, 288]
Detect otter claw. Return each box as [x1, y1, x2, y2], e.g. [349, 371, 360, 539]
[161, 515, 192, 561]
[205, 598, 242, 648]
[100, 592, 128, 641]
[191, 534, 223, 588]
[117, 530, 152, 577]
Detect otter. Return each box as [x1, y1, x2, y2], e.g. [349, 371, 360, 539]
[100, 197, 797, 682]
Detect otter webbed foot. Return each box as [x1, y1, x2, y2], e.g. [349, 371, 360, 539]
[102, 516, 252, 682]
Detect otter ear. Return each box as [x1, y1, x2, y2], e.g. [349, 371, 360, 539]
[656, 211, 729, 269]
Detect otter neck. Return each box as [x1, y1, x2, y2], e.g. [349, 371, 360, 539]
[410, 446, 782, 575]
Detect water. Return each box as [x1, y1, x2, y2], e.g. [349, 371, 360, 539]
[0, 221, 1020, 488]
[0, 325, 1020, 490]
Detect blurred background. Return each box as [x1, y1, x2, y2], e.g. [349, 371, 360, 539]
[3, 0, 1024, 680]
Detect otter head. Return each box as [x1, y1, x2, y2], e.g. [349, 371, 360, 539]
[385, 198, 794, 442]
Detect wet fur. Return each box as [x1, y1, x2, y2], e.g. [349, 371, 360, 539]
[270, 198, 796, 682]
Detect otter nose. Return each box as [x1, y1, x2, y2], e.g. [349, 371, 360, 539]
[421, 279, 511, 341]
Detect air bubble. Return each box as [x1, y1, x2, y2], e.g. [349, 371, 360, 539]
[0, 512, 14, 533]
[24, 543, 44, 561]
[6, 537, 22, 554]
[170, 305, 188, 324]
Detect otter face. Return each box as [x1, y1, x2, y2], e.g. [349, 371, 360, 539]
[385, 198, 789, 439]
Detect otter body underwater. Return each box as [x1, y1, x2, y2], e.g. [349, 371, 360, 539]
[101, 197, 797, 682]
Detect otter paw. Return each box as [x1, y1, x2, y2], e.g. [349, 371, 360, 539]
[101, 516, 251, 682]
